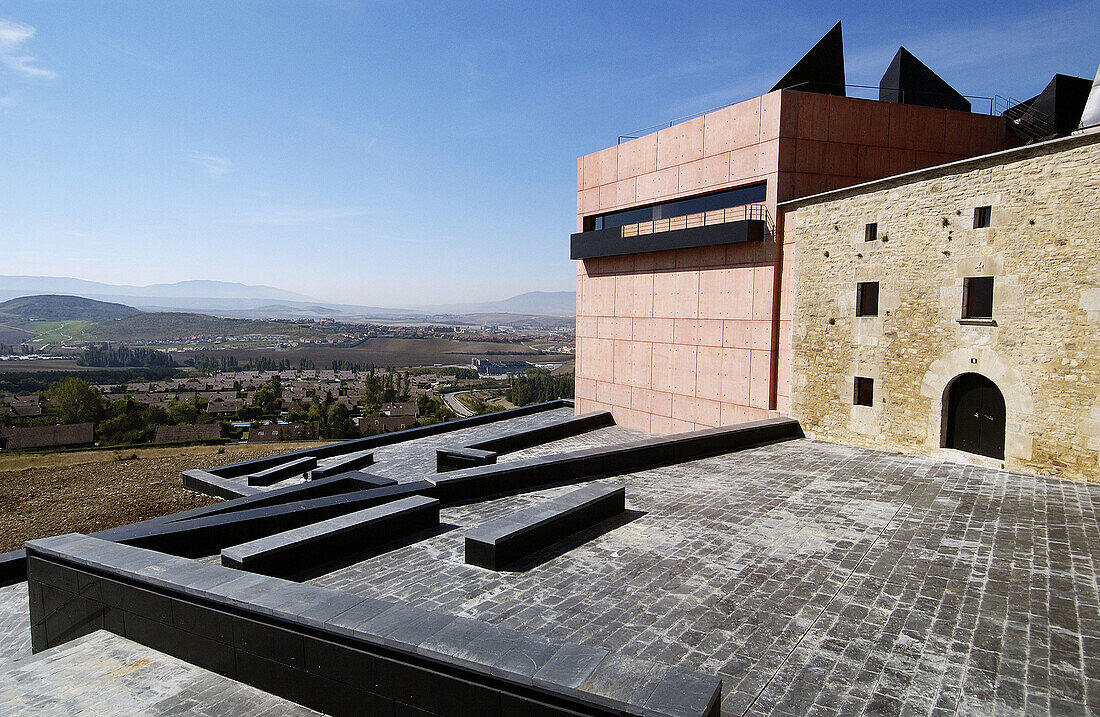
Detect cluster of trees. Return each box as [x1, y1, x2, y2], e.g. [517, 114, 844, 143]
[506, 369, 574, 406]
[415, 394, 455, 425]
[189, 353, 242, 374]
[78, 343, 174, 368]
[0, 368, 176, 395]
[20, 377, 228, 445]
[286, 392, 358, 439]
[360, 367, 410, 414]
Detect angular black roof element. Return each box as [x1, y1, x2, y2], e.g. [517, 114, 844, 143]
[879, 47, 970, 113]
[771, 21, 846, 96]
[1005, 73, 1094, 140]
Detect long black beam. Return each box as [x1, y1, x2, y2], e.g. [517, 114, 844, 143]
[429, 418, 802, 503]
[570, 220, 767, 260]
[100, 482, 434, 557]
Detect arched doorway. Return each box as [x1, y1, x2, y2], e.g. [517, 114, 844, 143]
[943, 373, 1006, 460]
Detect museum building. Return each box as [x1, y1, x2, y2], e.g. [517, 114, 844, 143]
[572, 23, 1099, 478]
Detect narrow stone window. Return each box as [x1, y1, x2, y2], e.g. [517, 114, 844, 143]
[854, 377, 874, 406]
[973, 206, 992, 228]
[865, 222, 877, 242]
[963, 276, 994, 319]
[856, 282, 880, 317]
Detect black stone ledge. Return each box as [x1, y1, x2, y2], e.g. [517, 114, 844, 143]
[437, 447, 498, 473]
[438, 411, 614, 473]
[311, 450, 375, 479]
[220, 495, 440, 577]
[206, 399, 575, 479]
[467, 411, 615, 455]
[465, 484, 625, 570]
[570, 220, 767, 260]
[25, 534, 721, 717]
[427, 417, 803, 504]
[0, 548, 26, 587]
[180, 399, 575, 500]
[247, 456, 318, 487]
[99, 481, 435, 557]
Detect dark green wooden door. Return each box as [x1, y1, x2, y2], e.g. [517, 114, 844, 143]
[945, 373, 1006, 460]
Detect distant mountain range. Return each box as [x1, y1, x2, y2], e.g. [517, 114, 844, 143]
[0, 276, 576, 320]
[0, 295, 141, 322]
[416, 291, 576, 318]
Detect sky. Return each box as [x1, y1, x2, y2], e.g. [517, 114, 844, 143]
[0, 1, 1096, 307]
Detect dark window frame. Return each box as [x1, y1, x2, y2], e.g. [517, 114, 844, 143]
[856, 282, 880, 317]
[973, 206, 992, 228]
[864, 222, 878, 242]
[962, 276, 994, 319]
[853, 377, 874, 407]
[586, 182, 767, 231]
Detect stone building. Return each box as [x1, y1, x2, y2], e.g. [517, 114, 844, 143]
[784, 131, 1100, 480]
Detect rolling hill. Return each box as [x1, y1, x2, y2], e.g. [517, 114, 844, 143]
[0, 295, 142, 322]
[84, 312, 317, 342]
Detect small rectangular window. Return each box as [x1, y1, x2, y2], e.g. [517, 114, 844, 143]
[974, 206, 991, 228]
[854, 377, 874, 406]
[865, 223, 877, 242]
[963, 276, 994, 319]
[856, 282, 880, 317]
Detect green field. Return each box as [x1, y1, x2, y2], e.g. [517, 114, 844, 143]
[174, 336, 568, 369]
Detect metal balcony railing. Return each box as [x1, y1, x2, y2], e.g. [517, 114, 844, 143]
[619, 203, 772, 238]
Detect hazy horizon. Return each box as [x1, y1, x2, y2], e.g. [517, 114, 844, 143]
[1, 1, 1095, 305]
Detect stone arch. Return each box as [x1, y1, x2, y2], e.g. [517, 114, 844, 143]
[919, 348, 1033, 463]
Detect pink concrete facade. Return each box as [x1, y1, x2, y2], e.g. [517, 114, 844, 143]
[575, 89, 1014, 434]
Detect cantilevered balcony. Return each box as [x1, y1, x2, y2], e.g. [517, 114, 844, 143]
[570, 203, 771, 260]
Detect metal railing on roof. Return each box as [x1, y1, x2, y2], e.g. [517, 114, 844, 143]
[619, 203, 771, 238]
[616, 83, 1001, 144]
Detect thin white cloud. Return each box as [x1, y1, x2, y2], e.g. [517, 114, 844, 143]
[190, 152, 233, 176]
[0, 19, 57, 80]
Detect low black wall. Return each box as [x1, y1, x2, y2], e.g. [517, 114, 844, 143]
[26, 535, 721, 717]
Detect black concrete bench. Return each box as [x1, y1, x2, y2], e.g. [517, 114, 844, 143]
[429, 417, 803, 503]
[101, 481, 435, 557]
[246, 456, 317, 487]
[221, 495, 439, 577]
[27, 534, 721, 717]
[310, 450, 375, 480]
[435, 411, 614, 473]
[465, 483, 625, 570]
[436, 447, 497, 473]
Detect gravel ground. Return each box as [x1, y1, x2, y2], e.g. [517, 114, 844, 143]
[0, 442, 329, 553]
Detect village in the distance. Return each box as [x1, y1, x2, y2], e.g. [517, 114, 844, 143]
[0, 288, 576, 452]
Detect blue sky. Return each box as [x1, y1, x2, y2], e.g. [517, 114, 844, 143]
[0, 2, 1095, 306]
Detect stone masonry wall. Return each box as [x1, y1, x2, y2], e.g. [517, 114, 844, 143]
[789, 133, 1100, 481]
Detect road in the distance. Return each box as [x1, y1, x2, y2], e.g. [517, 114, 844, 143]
[442, 391, 475, 418]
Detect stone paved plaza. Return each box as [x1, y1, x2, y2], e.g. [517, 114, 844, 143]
[0, 630, 320, 715]
[307, 428, 1100, 716]
[2, 412, 1099, 715]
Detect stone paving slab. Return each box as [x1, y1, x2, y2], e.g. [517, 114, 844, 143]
[308, 434, 1100, 716]
[0, 582, 30, 665]
[0, 629, 321, 715]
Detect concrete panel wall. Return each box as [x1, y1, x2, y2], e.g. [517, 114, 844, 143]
[576, 89, 1015, 435]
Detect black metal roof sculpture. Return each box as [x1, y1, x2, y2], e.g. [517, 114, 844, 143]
[879, 47, 970, 112]
[1005, 73, 1094, 140]
[771, 21, 846, 96]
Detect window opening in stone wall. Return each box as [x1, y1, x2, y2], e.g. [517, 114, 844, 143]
[865, 223, 877, 241]
[854, 377, 874, 406]
[856, 282, 880, 317]
[973, 206, 991, 228]
[963, 276, 994, 319]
